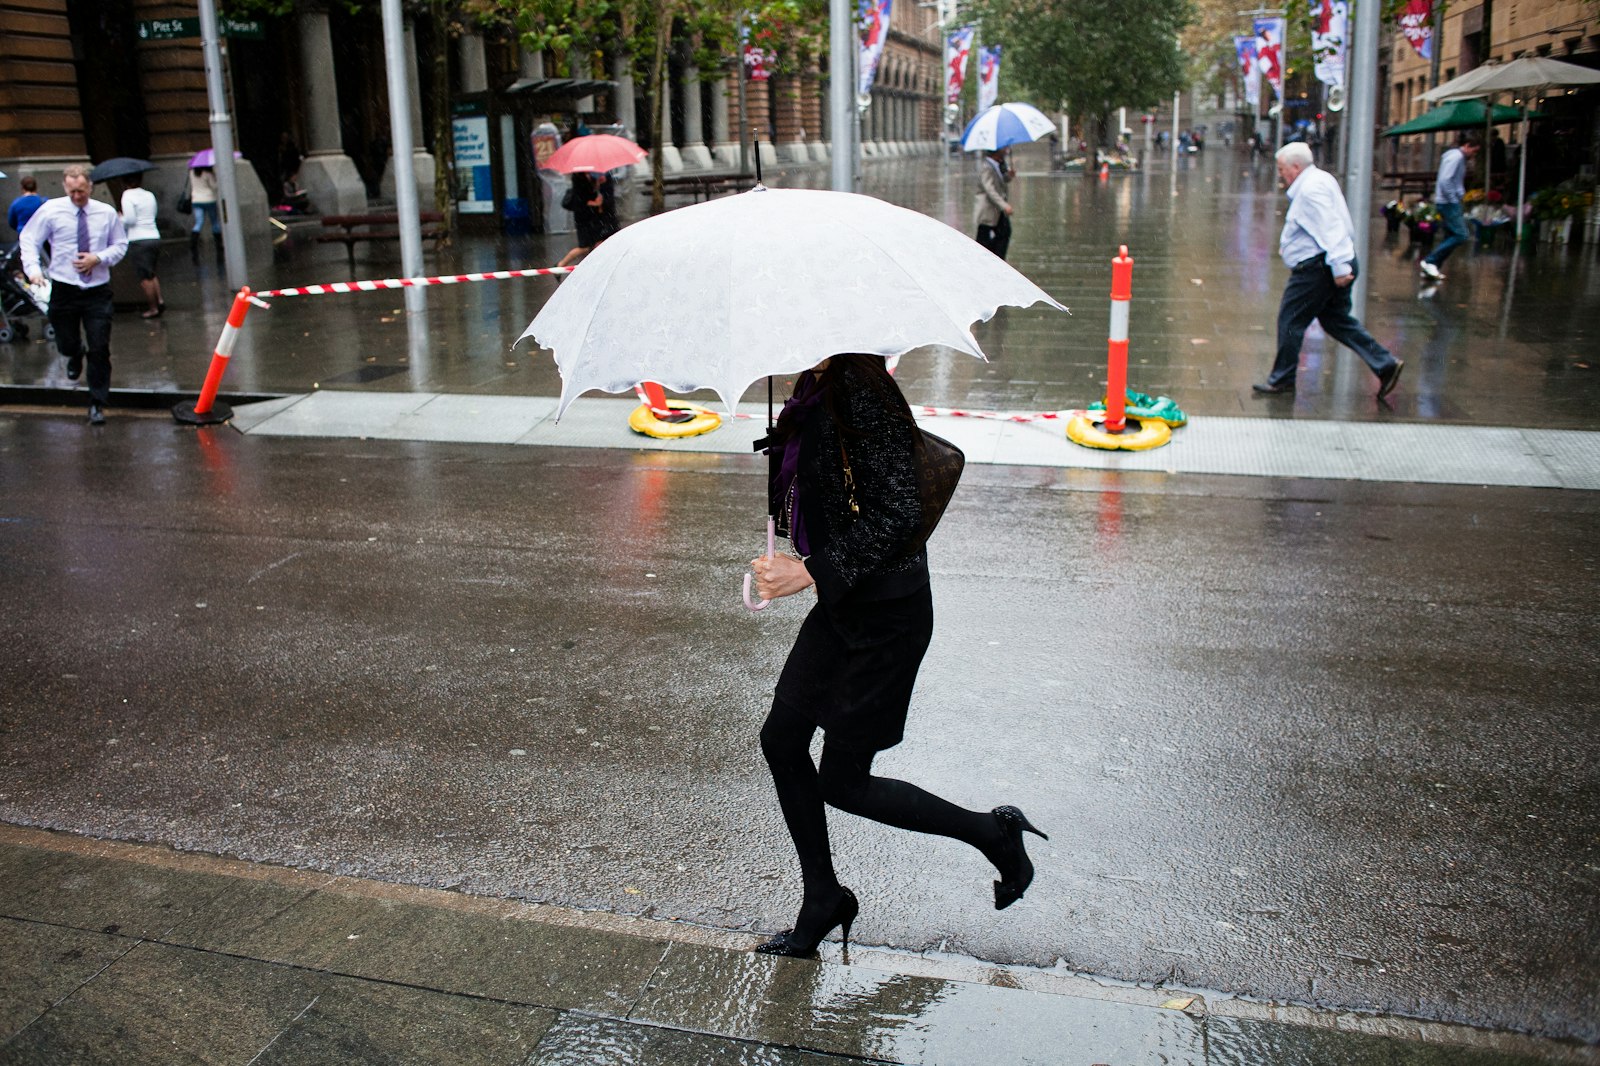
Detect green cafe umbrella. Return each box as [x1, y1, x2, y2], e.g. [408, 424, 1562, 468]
[1382, 99, 1531, 137]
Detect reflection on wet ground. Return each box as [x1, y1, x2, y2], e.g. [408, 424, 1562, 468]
[3, 145, 1595, 429]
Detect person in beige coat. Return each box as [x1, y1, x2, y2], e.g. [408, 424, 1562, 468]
[973, 149, 1014, 259]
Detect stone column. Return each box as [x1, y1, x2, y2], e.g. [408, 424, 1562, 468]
[803, 61, 827, 161]
[380, 19, 436, 207]
[297, 8, 367, 215]
[458, 34, 488, 93]
[611, 52, 637, 133]
[680, 59, 712, 169]
[655, 72, 683, 171]
[772, 74, 809, 163]
[570, 48, 594, 114]
[710, 73, 739, 169]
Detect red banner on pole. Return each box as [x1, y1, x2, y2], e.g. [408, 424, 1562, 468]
[1399, 0, 1433, 60]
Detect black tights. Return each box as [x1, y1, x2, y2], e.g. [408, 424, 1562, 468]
[760, 698, 1002, 932]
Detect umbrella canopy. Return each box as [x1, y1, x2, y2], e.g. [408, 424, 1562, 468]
[539, 133, 647, 174]
[1431, 56, 1600, 100]
[961, 103, 1056, 152]
[88, 157, 155, 182]
[518, 187, 1065, 418]
[186, 148, 242, 169]
[1420, 63, 1507, 105]
[1383, 100, 1532, 136]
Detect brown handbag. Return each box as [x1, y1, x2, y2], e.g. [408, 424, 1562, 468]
[839, 426, 965, 555]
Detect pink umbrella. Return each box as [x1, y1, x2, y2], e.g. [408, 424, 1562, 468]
[539, 134, 647, 174]
[187, 148, 242, 169]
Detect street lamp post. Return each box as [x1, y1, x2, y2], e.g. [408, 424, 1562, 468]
[829, 0, 858, 191]
[196, 0, 246, 289]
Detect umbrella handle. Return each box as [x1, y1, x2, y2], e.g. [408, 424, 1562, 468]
[742, 518, 776, 612]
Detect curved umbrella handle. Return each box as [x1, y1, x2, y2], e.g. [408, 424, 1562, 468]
[742, 518, 776, 612]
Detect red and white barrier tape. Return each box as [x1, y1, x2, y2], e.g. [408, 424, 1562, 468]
[255, 267, 572, 300]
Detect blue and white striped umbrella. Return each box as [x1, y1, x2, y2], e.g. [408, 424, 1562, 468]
[960, 102, 1056, 152]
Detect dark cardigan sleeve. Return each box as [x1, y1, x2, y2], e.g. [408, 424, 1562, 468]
[806, 377, 924, 604]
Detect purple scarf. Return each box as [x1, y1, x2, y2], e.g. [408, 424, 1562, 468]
[772, 369, 826, 555]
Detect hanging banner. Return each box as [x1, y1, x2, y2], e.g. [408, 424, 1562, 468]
[743, 44, 772, 81]
[945, 26, 975, 106]
[1310, 0, 1347, 90]
[1235, 35, 1260, 109]
[1399, 0, 1433, 59]
[858, 0, 893, 100]
[1253, 17, 1286, 101]
[977, 44, 1001, 112]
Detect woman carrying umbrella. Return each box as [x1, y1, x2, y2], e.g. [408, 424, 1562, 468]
[187, 161, 221, 263]
[555, 170, 618, 270]
[748, 353, 1047, 957]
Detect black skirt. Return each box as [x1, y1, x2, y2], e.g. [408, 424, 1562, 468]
[774, 583, 933, 752]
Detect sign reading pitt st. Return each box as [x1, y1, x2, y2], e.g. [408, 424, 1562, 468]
[136, 18, 264, 41]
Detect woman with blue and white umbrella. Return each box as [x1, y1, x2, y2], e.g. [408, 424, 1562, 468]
[962, 103, 1055, 261]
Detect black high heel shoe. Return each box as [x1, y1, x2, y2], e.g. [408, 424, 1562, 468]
[991, 806, 1048, 910]
[755, 887, 859, 958]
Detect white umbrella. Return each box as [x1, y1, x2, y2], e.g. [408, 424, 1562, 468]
[1422, 57, 1600, 240]
[960, 103, 1057, 152]
[1419, 62, 1506, 105]
[518, 186, 1065, 419]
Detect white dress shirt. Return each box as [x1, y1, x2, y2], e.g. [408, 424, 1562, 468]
[121, 187, 161, 242]
[19, 196, 128, 289]
[1278, 165, 1356, 278]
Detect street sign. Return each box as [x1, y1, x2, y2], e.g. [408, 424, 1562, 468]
[136, 17, 263, 41]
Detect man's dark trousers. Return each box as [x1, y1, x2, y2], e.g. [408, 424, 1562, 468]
[977, 213, 1012, 260]
[49, 282, 114, 407]
[1266, 256, 1397, 388]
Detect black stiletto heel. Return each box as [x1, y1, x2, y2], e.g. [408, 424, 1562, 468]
[991, 806, 1048, 910]
[755, 887, 859, 958]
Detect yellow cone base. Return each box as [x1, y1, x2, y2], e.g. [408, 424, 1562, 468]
[628, 400, 722, 439]
[1066, 414, 1172, 451]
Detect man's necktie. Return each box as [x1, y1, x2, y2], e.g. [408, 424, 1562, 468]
[76, 207, 90, 256]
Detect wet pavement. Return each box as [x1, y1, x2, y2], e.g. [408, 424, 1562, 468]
[4, 825, 1584, 1065]
[3, 143, 1597, 428]
[3, 145, 1599, 1060]
[2, 410, 1597, 1057]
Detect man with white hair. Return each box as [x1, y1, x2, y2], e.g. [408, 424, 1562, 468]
[1253, 141, 1404, 400]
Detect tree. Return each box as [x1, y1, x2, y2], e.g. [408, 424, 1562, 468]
[965, 0, 1193, 163]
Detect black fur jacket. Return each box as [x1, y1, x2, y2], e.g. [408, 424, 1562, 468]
[789, 359, 930, 605]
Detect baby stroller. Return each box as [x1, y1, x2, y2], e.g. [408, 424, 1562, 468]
[0, 244, 52, 344]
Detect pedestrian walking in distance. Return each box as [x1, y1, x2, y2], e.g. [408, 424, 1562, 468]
[119, 172, 164, 319]
[8, 175, 44, 235]
[1253, 142, 1404, 400]
[973, 149, 1014, 260]
[748, 353, 1046, 958]
[19, 164, 128, 425]
[1419, 133, 1481, 281]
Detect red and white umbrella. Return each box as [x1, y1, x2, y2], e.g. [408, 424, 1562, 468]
[539, 134, 647, 175]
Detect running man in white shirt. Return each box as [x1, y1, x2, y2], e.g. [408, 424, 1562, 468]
[1252, 142, 1405, 401]
[19, 164, 129, 424]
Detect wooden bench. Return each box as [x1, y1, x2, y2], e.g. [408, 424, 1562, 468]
[316, 212, 444, 271]
[1383, 171, 1436, 201]
[657, 174, 759, 202]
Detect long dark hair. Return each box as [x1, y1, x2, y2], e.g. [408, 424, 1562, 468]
[772, 354, 915, 444]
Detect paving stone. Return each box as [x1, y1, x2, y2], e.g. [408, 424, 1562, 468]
[0, 919, 130, 1043]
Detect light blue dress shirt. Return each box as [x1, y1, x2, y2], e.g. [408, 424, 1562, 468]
[1278, 165, 1356, 278]
[1434, 148, 1467, 204]
[19, 195, 128, 290]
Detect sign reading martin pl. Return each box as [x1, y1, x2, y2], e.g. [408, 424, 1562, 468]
[136, 17, 263, 41]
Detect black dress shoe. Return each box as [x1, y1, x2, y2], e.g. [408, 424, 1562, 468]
[87, 405, 105, 425]
[991, 806, 1049, 910]
[1251, 380, 1294, 394]
[66, 357, 82, 381]
[1377, 359, 1405, 399]
[756, 887, 858, 958]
